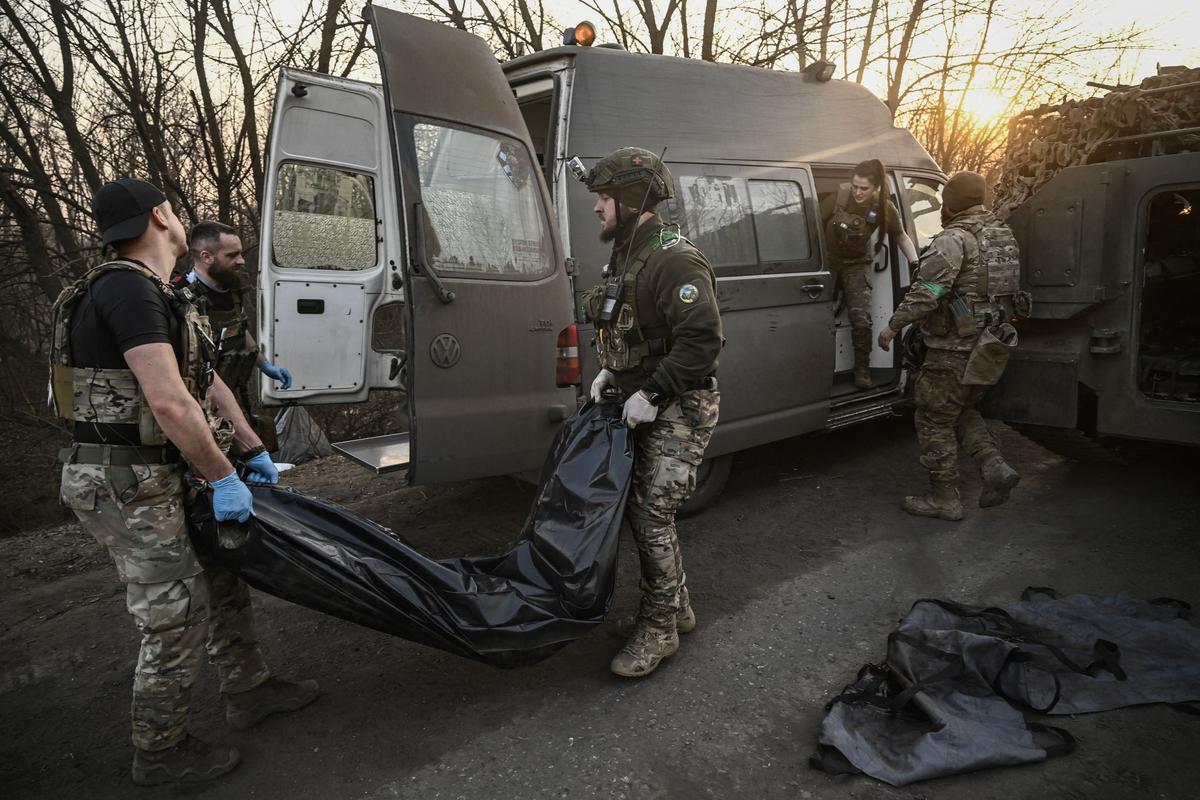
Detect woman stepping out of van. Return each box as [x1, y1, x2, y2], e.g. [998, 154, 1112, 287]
[821, 159, 919, 389]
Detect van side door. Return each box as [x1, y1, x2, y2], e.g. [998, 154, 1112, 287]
[672, 165, 835, 453]
[367, 8, 577, 484]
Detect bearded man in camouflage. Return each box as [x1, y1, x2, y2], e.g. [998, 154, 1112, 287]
[581, 147, 723, 677]
[879, 171, 1024, 521]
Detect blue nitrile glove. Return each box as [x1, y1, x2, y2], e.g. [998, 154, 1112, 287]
[244, 452, 279, 485]
[211, 472, 254, 523]
[261, 361, 292, 390]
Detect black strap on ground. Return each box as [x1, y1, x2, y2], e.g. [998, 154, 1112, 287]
[1085, 639, 1127, 680]
[1001, 651, 1063, 713]
[920, 597, 1127, 681]
[1027, 723, 1077, 758]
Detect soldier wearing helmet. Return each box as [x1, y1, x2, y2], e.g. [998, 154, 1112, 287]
[579, 146, 723, 678]
[879, 171, 1025, 521]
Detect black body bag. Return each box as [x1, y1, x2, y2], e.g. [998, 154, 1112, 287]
[187, 400, 633, 668]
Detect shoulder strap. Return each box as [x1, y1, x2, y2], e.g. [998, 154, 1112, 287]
[51, 259, 171, 327]
[835, 184, 851, 212]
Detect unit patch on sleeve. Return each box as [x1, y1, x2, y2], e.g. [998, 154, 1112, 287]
[678, 283, 699, 304]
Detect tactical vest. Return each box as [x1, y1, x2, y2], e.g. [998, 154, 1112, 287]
[826, 184, 878, 263]
[585, 227, 704, 373]
[174, 274, 260, 389]
[50, 260, 223, 449]
[945, 210, 1023, 322]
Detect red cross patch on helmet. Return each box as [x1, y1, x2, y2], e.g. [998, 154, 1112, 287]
[632, 155, 643, 166]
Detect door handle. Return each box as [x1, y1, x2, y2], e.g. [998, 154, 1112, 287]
[801, 283, 825, 298]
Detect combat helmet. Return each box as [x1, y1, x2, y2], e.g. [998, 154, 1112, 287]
[585, 147, 674, 210]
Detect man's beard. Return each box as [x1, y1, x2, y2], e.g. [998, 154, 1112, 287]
[210, 260, 248, 290]
[599, 205, 638, 244]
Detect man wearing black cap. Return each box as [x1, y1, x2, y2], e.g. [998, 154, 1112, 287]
[51, 178, 318, 785]
[878, 171, 1024, 521]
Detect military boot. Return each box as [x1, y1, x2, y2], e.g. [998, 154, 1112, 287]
[615, 605, 696, 636]
[979, 456, 1020, 508]
[851, 329, 874, 389]
[902, 481, 964, 521]
[610, 617, 680, 678]
[131, 734, 239, 786]
[225, 677, 320, 731]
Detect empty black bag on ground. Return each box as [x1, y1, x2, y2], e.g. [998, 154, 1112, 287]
[188, 400, 633, 668]
[812, 590, 1200, 786]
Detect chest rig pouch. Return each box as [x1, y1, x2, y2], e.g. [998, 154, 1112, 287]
[950, 213, 1027, 325]
[827, 185, 877, 262]
[177, 279, 259, 389]
[50, 260, 224, 447]
[586, 228, 683, 372]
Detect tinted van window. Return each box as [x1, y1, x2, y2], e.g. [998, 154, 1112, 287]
[749, 179, 810, 262]
[673, 175, 756, 268]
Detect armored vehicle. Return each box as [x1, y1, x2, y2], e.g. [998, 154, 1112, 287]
[986, 69, 1200, 445]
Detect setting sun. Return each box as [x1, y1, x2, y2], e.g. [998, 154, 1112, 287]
[960, 87, 1014, 125]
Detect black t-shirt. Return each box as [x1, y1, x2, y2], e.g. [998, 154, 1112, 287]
[70, 266, 182, 444]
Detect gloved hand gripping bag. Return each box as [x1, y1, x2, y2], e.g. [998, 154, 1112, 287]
[188, 401, 633, 668]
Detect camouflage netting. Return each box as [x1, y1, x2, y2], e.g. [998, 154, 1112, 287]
[994, 67, 1200, 219]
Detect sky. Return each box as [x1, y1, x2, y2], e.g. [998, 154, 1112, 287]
[503, 0, 1200, 122]
[468, 0, 1200, 77]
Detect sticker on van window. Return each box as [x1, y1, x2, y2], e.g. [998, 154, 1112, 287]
[678, 284, 699, 304]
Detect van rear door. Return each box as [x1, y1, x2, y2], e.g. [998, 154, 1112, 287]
[258, 71, 403, 403]
[366, 8, 576, 484]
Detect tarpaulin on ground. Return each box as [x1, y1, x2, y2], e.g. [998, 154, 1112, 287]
[188, 400, 632, 668]
[812, 589, 1200, 786]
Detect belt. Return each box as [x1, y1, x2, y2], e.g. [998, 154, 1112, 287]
[60, 443, 179, 466]
[688, 376, 719, 392]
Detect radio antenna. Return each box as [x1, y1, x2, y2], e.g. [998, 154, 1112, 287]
[618, 145, 669, 278]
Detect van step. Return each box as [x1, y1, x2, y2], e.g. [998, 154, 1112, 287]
[332, 432, 411, 475]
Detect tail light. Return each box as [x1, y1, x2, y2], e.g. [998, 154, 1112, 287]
[556, 324, 580, 386]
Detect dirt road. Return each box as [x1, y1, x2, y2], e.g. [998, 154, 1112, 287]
[3, 418, 1199, 799]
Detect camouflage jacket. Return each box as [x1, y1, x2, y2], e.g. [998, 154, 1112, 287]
[887, 206, 1017, 351]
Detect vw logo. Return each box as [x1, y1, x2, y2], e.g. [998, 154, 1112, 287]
[430, 333, 462, 368]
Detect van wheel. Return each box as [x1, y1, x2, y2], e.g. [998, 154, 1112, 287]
[679, 454, 733, 518]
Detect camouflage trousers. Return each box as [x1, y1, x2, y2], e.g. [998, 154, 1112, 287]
[913, 349, 1004, 485]
[835, 260, 874, 365]
[627, 387, 720, 630]
[60, 461, 269, 752]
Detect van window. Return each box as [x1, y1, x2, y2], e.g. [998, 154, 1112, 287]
[904, 176, 944, 251]
[673, 175, 757, 268]
[748, 180, 810, 261]
[273, 163, 377, 270]
[671, 173, 815, 273]
[413, 122, 553, 278]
